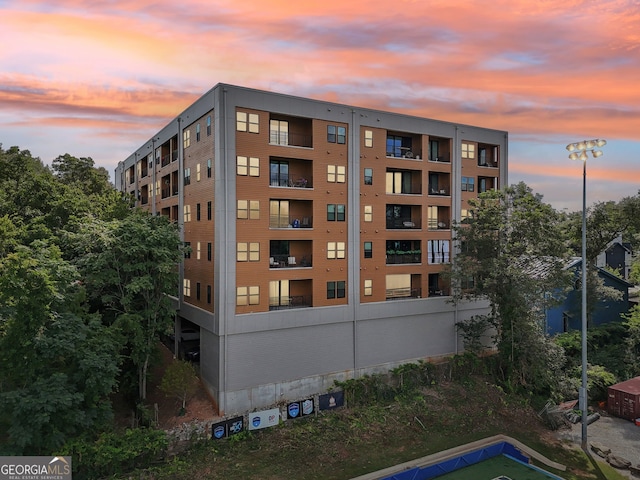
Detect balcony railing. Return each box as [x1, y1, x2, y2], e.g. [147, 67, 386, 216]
[385, 288, 422, 300]
[429, 187, 450, 196]
[387, 220, 421, 229]
[386, 253, 422, 265]
[269, 255, 312, 268]
[429, 153, 451, 163]
[428, 287, 450, 297]
[270, 216, 313, 228]
[269, 295, 312, 310]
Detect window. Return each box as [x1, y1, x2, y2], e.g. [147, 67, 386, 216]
[386, 134, 412, 157]
[364, 279, 372, 296]
[237, 242, 260, 261]
[269, 160, 289, 186]
[207, 158, 212, 178]
[479, 178, 489, 193]
[237, 286, 260, 306]
[461, 209, 473, 222]
[462, 142, 475, 159]
[327, 204, 345, 222]
[184, 241, 191, 259]
[429, 140, 439, 161]
[479, 148, 487, 165]
[270, 119, 288, 145]
[327, 241, 345, 259]
[196, 282, 201, 300]
[206, 116, 211, 136]
[364, 130, 373, 148]
[196, 163, 201, 181]
[207, 201, 212, 220]
[364, 241, 372, 259]
[238, 156, 260, 176]
[327, 281, 346, 299]
[237, 112, 259, 133]
[386, 171, 414, 194]
[427, 206, 438, 229]
[327, 165, 346, 183]
[207, 242, 212, 261]
[462, 176, 475, 192]
[269, 280, 289, 308]
[196, 242, 201, 260]
[184, 167, 191, 186]
[207, 285, 211, 303]
[183, 204, 191, 222]
[364, 168, 373, 185]
[427, 240, 450, 264]
[183, 130, 191, 148]
[269, 200, 289, 227]
[196, 203, 201, 221]
[196, 123, 201, 142]
[364, 205, 372, 222]
[237, 200, 260, 219]
[183, 279, 191, 297]
[327, 125, 346, 144]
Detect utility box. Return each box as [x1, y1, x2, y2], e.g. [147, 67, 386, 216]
[608, 376, 640, 421]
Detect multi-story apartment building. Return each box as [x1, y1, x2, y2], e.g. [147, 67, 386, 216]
[116, 84, 508, 416]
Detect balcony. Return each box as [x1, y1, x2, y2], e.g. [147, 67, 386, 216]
[386, 169, 422, 195]
[428, 137, 451, 163]
[269, 279, 312, 310]
[428, 273, 450, 297]
[428, 172, 451, 196]
[270, 157, 313, 189]
[386, 132, 422, 159]
[270, 240, 312, 268]
[386, 240, 421, 265]
[385, 273, 422, 300]
[269, 295, 312, 310]
[270, 199, 313, 228]
[386, 204, 422, 229]
[427, 206, 450, 230]
[477, 143, 499, 168]
[386, 287, 422, 300]
[270, 115, 313, 148]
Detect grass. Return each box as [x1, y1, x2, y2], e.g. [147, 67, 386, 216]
[116, 376, 629, 480]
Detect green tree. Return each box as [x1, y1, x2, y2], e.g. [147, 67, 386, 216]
[0, 242, 120, 454]
[160, 360, 199, 412]
[624, 305, 640, 376]
[78, 210, 184, 401]
[449, 183, 571, 396]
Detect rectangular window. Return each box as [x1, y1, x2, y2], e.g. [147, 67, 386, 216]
[237, 242, 260, 261]
[183, 204, 191, 222]
[364, 279, 372, 296]
[196, 282, 201, 300]
[327, 165, 346, 183]
[327, 281, 346, 299]
[327, 204, 346, 222]
[462, 142, 475, 159]
[237, 111, 247, 131]
[207, 158, 212, 178]
[427, 240, 450, 264]
[237, 200, 259, 219]
[207, 242, 212, 261]
[364, 130, 373, 148]
[183, 278, 191, 297]
[196, 123, 201, 142]
[270, 119, 289, 145]
[364, 241, 372, 259]
[327, 241, 346, 259]
[237, 286, 260, 306]
[462, 176, 475, 192]
[196, 203, 201, 221]
[364, 168, 373, 185]
[364, 205, 372, 222]
[183, 130, 191, 148]
[269, 280, 289, 308]
[196, 241, 201, 260]
[184, 241, 191, 259]
[184, 167, 191, 186]
[249, 113, 259, 133]
[206, 116, 211, 136]
[327, 125, 346, 144]
[207, 285, 211, 303]
[386, 171, 413, 194]
[196, 163, 201, 181]
[270, 160, 289, 186]
[207, 201, 212, 220]
[237, 156, 259, 176]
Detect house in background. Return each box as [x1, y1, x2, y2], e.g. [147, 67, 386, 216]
[597, 235, 633, 282]
[546, 258, 633, 335]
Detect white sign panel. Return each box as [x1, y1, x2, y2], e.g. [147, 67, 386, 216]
[248, 407, 280, 430]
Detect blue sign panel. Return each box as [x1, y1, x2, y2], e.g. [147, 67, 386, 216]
[287, 397, 314, 419]
[211, 415, 244, 440]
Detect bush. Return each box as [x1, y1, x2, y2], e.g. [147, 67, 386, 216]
[61, 428, 168, 480]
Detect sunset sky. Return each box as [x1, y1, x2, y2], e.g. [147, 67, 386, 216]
[1, 0, 639, 211]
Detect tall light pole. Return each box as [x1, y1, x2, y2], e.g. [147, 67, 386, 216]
[566, 138, 606, 449]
